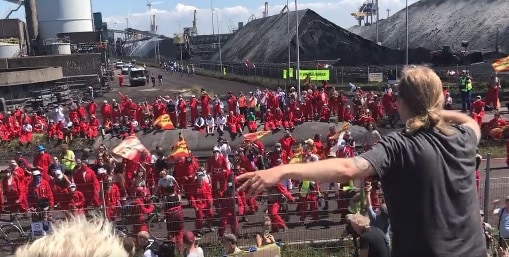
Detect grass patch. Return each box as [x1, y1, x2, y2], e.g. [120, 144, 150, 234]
[0, 133, 94, 159]
[200, 243, 354, 257]
[479, 140, 506, 158]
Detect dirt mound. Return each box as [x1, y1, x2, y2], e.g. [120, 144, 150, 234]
[349, 0, 509, 53]
[210, 9, 407, 66]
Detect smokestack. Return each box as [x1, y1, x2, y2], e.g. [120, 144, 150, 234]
[24, 0, 39, 55]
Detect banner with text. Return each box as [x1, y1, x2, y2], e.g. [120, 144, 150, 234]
[298, 70, 330, 81]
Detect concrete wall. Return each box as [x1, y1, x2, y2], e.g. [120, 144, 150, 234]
[0, 67, 63, 86]
[0, 53, 102, 77]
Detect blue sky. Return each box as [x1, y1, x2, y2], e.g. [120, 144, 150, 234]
[0, 0, 418, 36]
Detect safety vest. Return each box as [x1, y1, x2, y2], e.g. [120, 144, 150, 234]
[300, 180, 310, 197]
[238, 97, 247, 108]
[62, 150, 75, 171]
[460, 76, 472, 92]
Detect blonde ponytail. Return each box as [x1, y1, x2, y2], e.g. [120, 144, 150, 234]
[405, 109, 453, 136]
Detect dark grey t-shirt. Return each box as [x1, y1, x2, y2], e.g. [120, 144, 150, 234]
[360, 125, 486, 257]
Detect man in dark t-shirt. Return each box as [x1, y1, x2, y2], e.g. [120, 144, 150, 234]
[347, 213, 390, 257]
[360, 125, 486, 257]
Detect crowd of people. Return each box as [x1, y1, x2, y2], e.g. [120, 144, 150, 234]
[0, 64, 507, 257]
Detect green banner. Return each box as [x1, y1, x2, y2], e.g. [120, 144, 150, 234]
[298, 70, 330, 80]
[283, 69, 287, 79]
[289, 68, 294, 78]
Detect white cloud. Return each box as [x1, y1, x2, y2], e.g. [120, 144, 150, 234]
[131, 8, 168, 17]
[103, 1, 417, 36]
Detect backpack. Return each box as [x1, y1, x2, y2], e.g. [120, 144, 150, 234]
[149, 240, 175, 257]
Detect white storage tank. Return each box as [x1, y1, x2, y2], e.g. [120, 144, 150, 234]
[48, 42, 71, 55]
[0, 42, 20, 58]
[36, 0, 94, 41]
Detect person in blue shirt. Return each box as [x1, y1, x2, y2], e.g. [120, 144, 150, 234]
[365, 181, 391, 246]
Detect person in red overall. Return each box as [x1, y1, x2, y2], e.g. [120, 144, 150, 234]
[470, 95, 485, 128]
[226, 111, 239, 135]
[33, 145, 52, 182]
[320, 104, 331, 122]
[86, 100, 98, 118]
[487, 112, 507, 140]
[279, 131, 296, 156]
[266, 183, 294, 232]
[0, 120, 9, 143]
[163, 188, 184, 252]
[343, 105, 355, 122]
[87, 115, 99, 139]
[128, 187, 155, 234]
[50, 170, 71, 209]
[217, 183, 240, 237]
[104, 176, 121, 221]
[65, 183, 85, 216]
[227, 92, 237, 113]
[2, 168, 25, 213]
[11, 159, 29, 212]
[207, 147, 231, 210]
[200, 91, 212, 117]
[174, 157, 199, 195]
[100, 100, 112, 123]
[486, 75, 501, 109]
[26, 170, 54, 212]
[234, 153, 258, 215]
[118, 74, 124, 87]
[177, 97, 187, 128]
[282, 108, 295, 131]
[72, 160, 101, 208]
[191, 170, 215, 232]
[299, 181, 320, 223]
[273, 108, 283, 130]
[189, 95, 199, 122]
[269, 144, 289, 167]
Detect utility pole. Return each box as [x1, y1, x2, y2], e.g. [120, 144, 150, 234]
[211, 0, 215, 35]
[177, 21, 183, 66]
[375, 0, 379, 44]
[295, 0, 301, 99]
[405, 0, 409, 65]
[287, 0, 291, 82]
[217, 12, 223, 72]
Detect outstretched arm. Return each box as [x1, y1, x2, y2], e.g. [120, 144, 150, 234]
[238, 156, 376, 197]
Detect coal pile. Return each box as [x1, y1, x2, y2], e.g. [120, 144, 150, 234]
[349, 0, 509, 53]
[210, 9, 411, 66]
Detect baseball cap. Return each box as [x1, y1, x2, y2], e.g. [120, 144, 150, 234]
[183, 231, 195, 244]
[223, 234, 237, 244]
[32, 170, 41, 176]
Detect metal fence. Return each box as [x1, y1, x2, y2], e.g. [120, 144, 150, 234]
[0, 154, 503, 257]
[195, 61, 496, 89]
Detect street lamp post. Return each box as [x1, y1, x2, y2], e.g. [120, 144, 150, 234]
[177, 21, 183, 67]
[287, 0, 291, 83]
[405, 0, 409, 65]
[295, 0, 301, 99]
[216, 11, 223, 73]
[211, 0, 215, 35]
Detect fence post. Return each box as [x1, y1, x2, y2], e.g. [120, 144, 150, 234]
[100, 182, 107, 219]
[483, 153, 491, 222]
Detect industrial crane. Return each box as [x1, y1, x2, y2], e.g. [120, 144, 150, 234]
[351, 0, 378, 26]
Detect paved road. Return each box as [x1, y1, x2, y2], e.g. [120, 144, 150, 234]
[105, 67, 261, 104]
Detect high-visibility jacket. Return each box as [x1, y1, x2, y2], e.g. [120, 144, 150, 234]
[62, 150, 75, 171]
[248, 97, 257, 108]
[238, 96, 247, 108]
[460, 76, 472, 92]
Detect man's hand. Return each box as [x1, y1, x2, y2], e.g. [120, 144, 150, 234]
[237, 167, 284, 197]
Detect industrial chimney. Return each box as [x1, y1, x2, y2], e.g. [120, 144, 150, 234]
[24, 0, 39, 55]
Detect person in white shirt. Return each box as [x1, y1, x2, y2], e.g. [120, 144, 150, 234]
[215, 113, 227, 135]
[183, 231, 204, 257]
[156, 170, 179, 195]
[217, 137, 232, 169]
[205, 114, 215, 136]
[194, 116, 205, 131]
[55, 105, 65, 123]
